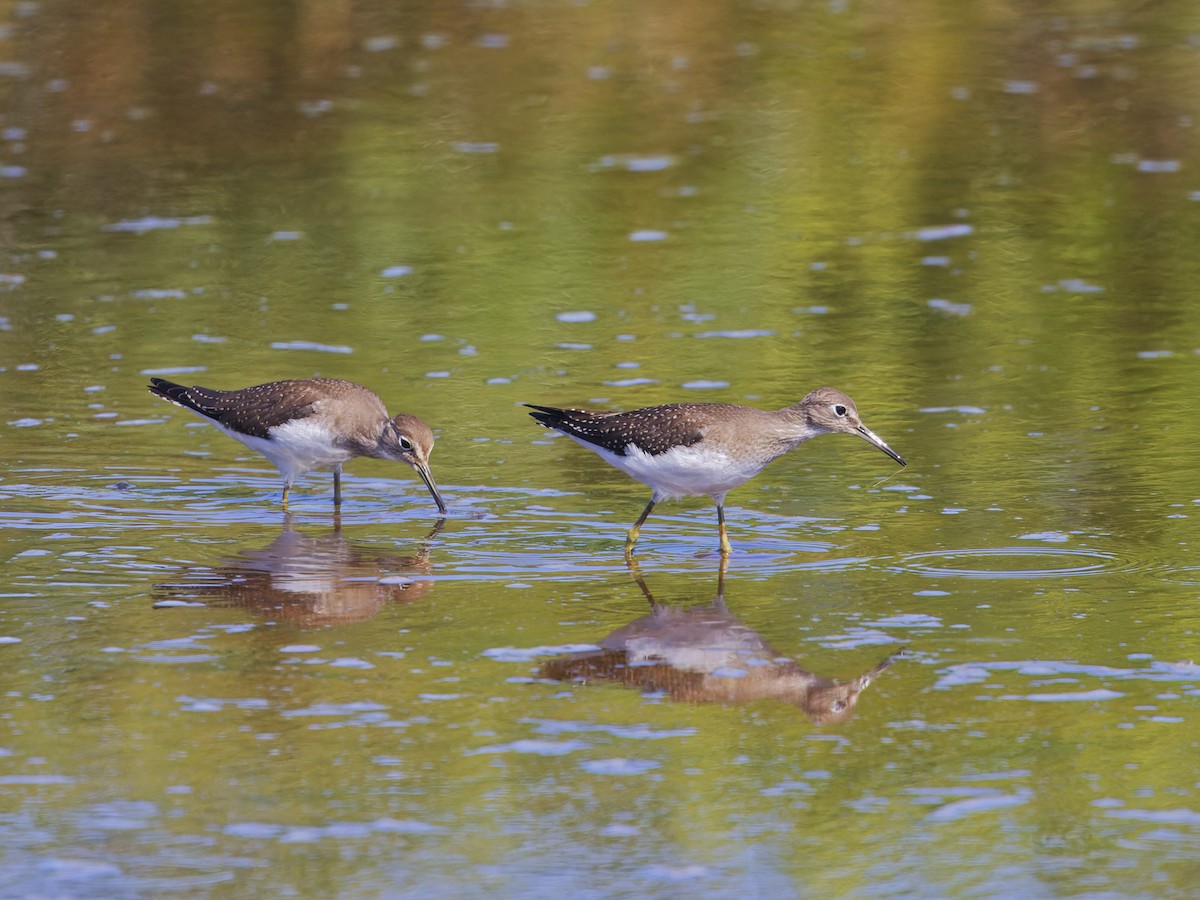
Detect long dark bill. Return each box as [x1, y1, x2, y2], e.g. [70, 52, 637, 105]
[415, 462, 448, 513]
[857, 424, 906, 466]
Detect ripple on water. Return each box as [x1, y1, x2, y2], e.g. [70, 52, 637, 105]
[224, 817, 442, 841]
[580, 759, 661, 775]
[1157, 565, 1200, 586]
[933, 659, 1200, 692]
[469, 739, 592, 757]
[895, 547, 1125, 579]
[0, 468, 464, 530]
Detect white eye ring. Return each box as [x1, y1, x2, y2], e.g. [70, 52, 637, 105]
[833, 404, 848, 417]
[399, 436, 414, 451]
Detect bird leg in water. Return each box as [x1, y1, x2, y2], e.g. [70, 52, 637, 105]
[625, 497, 658, 555]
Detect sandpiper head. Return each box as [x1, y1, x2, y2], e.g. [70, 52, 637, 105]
[802, 681, 866, 725]
[381, 414, 447, 512]
[800, 646, 904, 724]
[802, 387, 906, 466]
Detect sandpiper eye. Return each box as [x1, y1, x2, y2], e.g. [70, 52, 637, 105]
[834, 404, 848, 417]
[399, 436, 415, 451]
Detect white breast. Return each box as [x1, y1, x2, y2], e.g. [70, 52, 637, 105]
[217, 418, 353, 483]
[576, 439, 766, 500]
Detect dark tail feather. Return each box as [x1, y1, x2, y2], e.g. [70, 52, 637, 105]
[523, 403, 567, 429]
[148, 377, 205, 415]
[148, 377, 185, 401]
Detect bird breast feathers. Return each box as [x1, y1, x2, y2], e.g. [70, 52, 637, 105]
[606, 442, 766, 499]
[258, 417, 357, 472]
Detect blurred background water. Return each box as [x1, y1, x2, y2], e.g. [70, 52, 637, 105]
[2, 1, 1199, 896]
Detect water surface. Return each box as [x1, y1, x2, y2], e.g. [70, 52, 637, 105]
[2, 1, 1200, 896]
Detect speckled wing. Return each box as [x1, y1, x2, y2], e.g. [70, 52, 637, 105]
[525, 403, 715, 457]
[148, 378, 329, 439]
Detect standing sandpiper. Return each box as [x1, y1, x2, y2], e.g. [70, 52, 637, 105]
[149, 377, 446, 511]
[525, 387, 904, 555]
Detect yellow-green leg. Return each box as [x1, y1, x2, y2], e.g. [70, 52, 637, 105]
[625, 497, 657, 556]
[717, 502, 732, 556]
[282, 483, 291, 510]
[623, 551, 654, 606]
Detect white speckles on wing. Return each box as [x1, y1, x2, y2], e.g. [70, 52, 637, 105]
[152, 378, 390, 439]
[528, 403, 720, 456]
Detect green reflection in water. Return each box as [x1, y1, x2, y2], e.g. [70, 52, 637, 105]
[2, 0, 1200, 896]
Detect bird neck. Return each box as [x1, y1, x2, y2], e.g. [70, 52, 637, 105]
[770, 404, 826, 449]
[332, 416, 390, 459]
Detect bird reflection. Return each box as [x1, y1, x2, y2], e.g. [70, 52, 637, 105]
[153, 514, 443, 626]
[541, 559, 903, 724]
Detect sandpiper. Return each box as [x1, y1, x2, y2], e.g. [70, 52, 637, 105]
[525, 387, 905, 554]
[149, 377, 446, 511]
